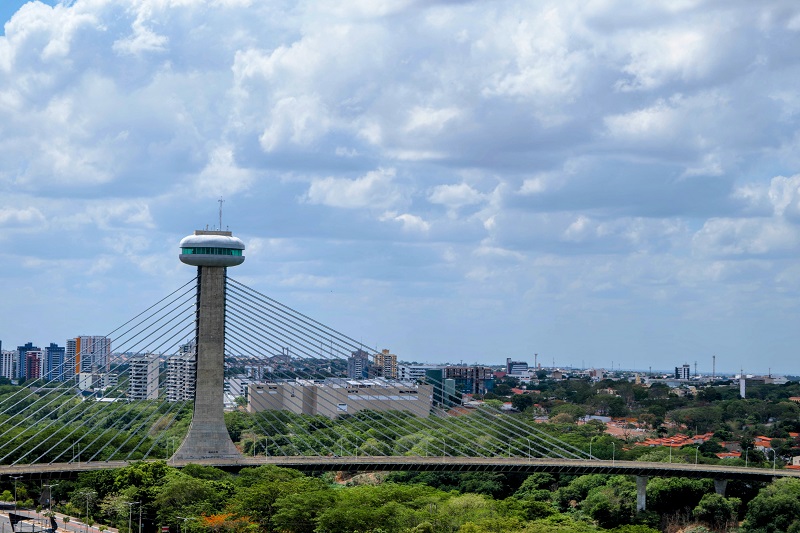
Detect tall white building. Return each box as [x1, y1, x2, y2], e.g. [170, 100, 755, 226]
[68, 336, 112, 376]
[128, 354, 159, 400]
[166, 353, 196, 402]
[0, 350, 15, 380]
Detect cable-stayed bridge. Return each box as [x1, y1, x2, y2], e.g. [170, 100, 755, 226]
[3, 275, 600, 468]
[2, 229, 798, 511]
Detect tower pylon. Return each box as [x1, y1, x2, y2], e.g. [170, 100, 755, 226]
[172, 229, 245, 460]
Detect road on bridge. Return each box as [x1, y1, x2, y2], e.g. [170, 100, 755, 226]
[2, 456, 799, 482]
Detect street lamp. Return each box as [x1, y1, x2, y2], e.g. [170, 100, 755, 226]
[79, 490, 96, 533]
[43, 483, 59, 532]
[745, 448, 749, 467]
[176, 516, 191, 533]
[11, 476, 22, 511]
[589, 436, 596, 460]
[612, 442, 616, 465]
[695, 446, 700, 465]
[125, 502, 139, 533]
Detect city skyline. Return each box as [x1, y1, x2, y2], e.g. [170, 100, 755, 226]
[2, 2, 800, 374]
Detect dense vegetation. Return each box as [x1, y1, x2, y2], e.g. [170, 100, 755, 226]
[3, 461, 800, 533]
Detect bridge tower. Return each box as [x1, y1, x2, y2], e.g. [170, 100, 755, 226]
[172, 229, 245, 460]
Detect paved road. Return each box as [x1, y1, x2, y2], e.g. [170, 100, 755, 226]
[0, 509, 117, 533]
[2, 456, 798, 482]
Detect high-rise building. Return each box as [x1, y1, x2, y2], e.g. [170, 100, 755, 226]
[347, 349, 371, 379]
[675, 364, 690, 380]
[1, 350, 16, 380]
[25, 350, 44, 380]
[166, 352, 197, 402]
[16, 342, 40, 379]
[128, 354, 159, 400]
[66, 339, 77, 381]
[44, 343, 66, 382]
[71, 336, 111, 374]
[373, 349, 398, 379]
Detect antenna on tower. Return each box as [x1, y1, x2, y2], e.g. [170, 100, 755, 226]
[218, 197, 225, 230]
[712, 355, 716, 380]
[694, 360, 697, 377]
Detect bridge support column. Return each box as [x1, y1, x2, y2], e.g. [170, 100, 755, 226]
[714, 479, 728, 496]
[636, 476, 648, 512]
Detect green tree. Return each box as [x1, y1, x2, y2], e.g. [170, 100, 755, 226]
[511, 394, 534, 412]
[555, 474, 608, 510]
[743, 478, 800, 532]
[693, 493, 741, 531]
[581, 476, 636, 529]
[270, 479, 336, 533]
[646, 477, 711, 516]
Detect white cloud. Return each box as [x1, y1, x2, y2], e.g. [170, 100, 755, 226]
[305, 168, 403, 209]
[604, 99, 678, 140]
[693, 217, 799, 257]
[767, 174, 800, 218]
[616, 28, 715, 91]
[59, 200, 155, 230]
[193, 145, 253, 198]
[381, 212, 430, 232]
[0, 206, 46, 227]
[259, 95, 332, 152]
[404, 106, 462, 133]
[428, 183, 485, 209]
[113, 17, 169, 56]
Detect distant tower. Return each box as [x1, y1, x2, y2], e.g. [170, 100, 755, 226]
[712, 355, 716, 380]
[739, 369, 746, 399]
[172, 229, 245, 460]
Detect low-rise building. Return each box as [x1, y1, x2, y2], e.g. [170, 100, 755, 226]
[247, 378, 433, 419]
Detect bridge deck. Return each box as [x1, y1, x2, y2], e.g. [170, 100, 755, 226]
[1, 457, 796, 482]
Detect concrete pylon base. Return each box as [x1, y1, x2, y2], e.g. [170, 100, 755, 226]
[173, 423, 242, 460]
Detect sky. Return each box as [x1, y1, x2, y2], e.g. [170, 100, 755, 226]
[2, 1, 800, 375]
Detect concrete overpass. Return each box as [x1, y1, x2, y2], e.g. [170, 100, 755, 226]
[2, 456, 796, 481]
[4, 456, 795, 512]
